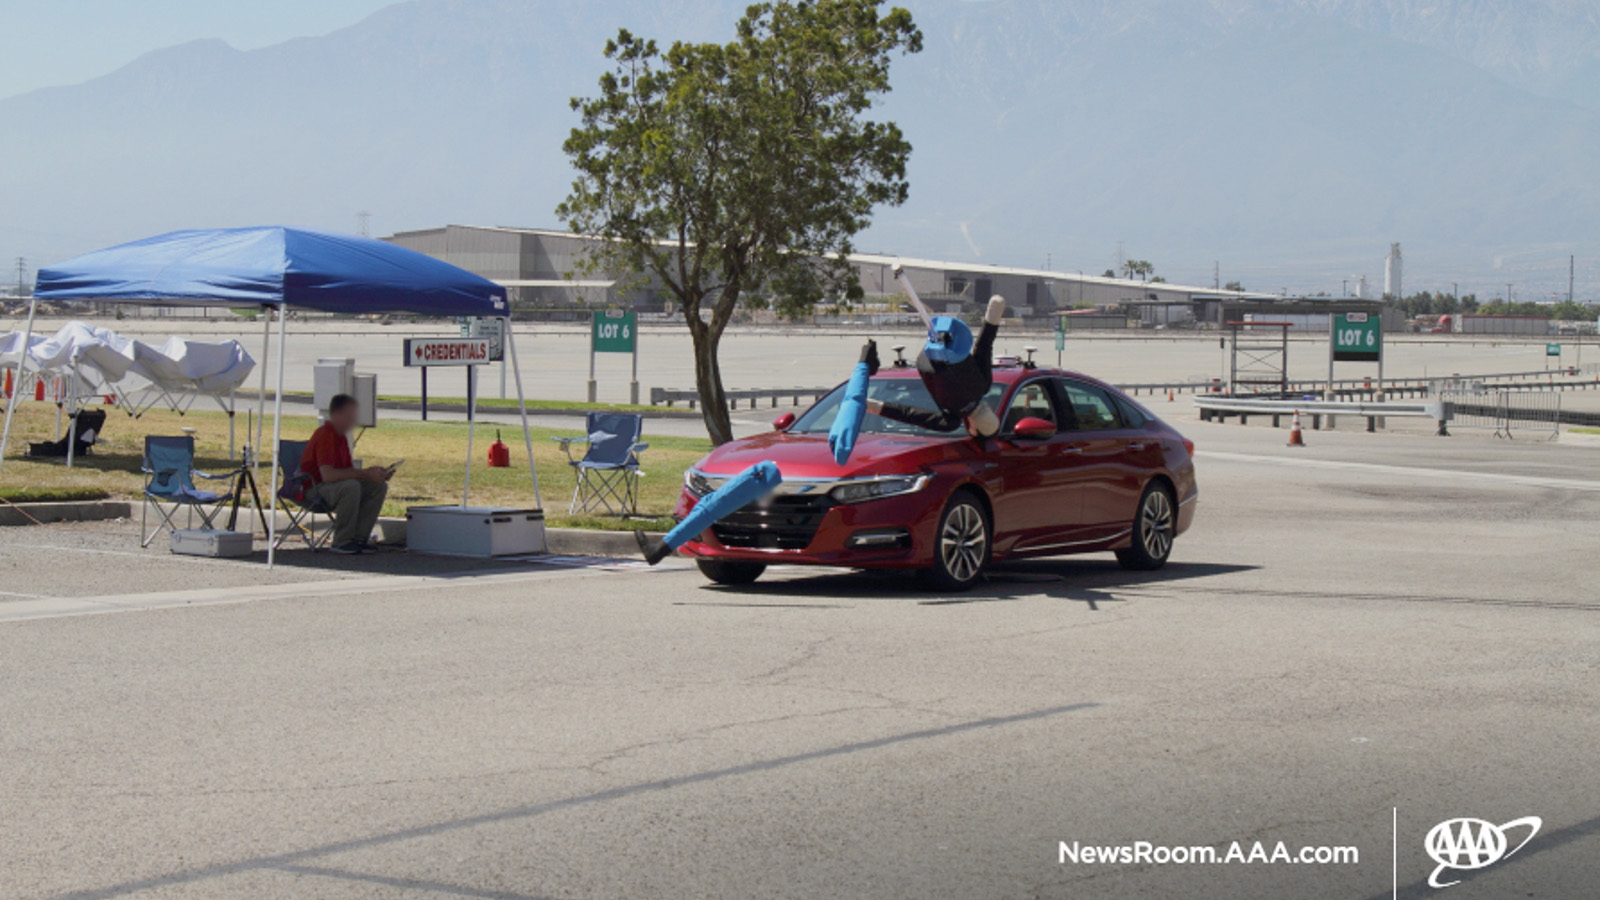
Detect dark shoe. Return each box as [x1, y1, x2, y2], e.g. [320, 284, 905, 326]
[634, 530, 672, 566]
[330, 541, 365, 555]
[860, 339, 880, 375]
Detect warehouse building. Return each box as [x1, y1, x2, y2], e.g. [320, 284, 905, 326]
[385, 224, 1260, 324]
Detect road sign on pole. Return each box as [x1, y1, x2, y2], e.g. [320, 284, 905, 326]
[1330, 312, 1381, 363]
[589, 309, 637, 403]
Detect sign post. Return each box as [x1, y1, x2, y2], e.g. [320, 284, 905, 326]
[590, 309, 638, 403]
[403, 336, 492, 504]
[1054, 315, 1065, 367]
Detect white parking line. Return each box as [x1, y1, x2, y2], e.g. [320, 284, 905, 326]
[1198, 450, 1600, 493]
[0, 560, 681, 623]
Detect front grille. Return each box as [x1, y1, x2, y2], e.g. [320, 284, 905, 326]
[709, 494, 835, 550]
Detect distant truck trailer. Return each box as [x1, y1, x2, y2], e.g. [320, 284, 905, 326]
[1454, 314, 1550, 336]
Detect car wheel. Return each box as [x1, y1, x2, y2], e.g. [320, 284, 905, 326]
[696, 559, 767, 585]
[1116, 481, 1176, 571]
[921, 490, 990, 592]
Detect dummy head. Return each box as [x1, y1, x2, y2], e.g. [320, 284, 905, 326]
[923, 315, 974, 365]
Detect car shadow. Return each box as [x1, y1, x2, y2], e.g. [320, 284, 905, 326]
[697, 559, 1260, 608]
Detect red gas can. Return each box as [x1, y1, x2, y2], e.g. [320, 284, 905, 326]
[488, 430, 511, 468]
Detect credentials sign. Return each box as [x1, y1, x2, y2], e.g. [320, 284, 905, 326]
[1547, 343, 1562, 357]
[593, 309, 636, 354]
[1331, 312, 1381, 363]
[403, 338, 491, 367]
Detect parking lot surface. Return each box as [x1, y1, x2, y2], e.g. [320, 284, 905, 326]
[2, 423, 1597, 899]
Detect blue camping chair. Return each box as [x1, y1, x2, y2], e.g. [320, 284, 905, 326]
[554, 412, 648, 515]
[272, 439, 337, 551]
[140, 435, 235, 547]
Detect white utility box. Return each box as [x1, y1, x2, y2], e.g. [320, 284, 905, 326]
[171, 529, 253, 558]
[405, 506, 546, 557]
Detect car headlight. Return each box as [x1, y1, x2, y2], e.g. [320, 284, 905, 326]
[829, 474, 931, 504]
[685, 469, 715, 497]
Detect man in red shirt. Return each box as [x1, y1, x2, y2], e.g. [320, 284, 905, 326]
[299, 394, 391, 554]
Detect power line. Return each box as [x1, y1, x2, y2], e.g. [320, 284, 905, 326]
[356, 211, 372, 237]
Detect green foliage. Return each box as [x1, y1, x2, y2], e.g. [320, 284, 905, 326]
[1223, 280, 1244, 292]
[557, 0, 922, 443]
[1119, 259, 1155, 281]
[1391, 291, 1481, 317]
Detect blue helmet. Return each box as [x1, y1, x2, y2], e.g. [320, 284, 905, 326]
[923, 315, 974, 365]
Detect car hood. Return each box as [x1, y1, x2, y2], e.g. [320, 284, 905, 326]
[696, 430, 966, 480]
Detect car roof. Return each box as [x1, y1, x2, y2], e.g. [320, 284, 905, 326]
[873, 362, 1108, 388]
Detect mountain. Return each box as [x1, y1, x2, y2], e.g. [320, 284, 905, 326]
[2, 0, 1595, 298]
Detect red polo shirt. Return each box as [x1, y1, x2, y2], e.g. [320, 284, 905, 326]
[299, 422, 352, 485]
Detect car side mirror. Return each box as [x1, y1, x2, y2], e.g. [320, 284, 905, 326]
[1012, 416, 1056, 440]
[773, 412, 796, 432]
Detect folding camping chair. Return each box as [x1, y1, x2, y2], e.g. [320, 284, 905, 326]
[140, 435, 236, 547]
[272, 439, 338, 551]
[554, 412, 648, 515]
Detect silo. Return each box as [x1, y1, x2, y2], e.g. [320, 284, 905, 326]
[1384, 243, 1403, 299]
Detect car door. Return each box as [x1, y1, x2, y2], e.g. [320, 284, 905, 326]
[1057, 378, 1144, 541]
[988, 378, 1094, 553]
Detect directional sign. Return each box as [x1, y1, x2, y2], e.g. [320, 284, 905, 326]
[459, 317, 506, 361]
[1547, 342, 1562, 357]
[1331, 312, 1381, 363]
[593, 309, 636, 354]
[403, 338, 491, 367]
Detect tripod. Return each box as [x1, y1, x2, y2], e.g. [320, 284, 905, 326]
[225, 445, 273, 538]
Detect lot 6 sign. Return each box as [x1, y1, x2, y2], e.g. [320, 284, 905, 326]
[1331, 312, 1381, 363]
[593, 310, 636, 354]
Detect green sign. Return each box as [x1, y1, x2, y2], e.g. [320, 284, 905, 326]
[1054, 329, 1065, 352]
[1331, 312, 1381, 363]
[593, 309, 636, 354]
[1547, 342, 1562, 357]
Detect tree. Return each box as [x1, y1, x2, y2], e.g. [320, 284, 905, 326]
[558, 1, 923, 445]
[1119, 259, 1155, 281]
[1102, 269, 1116, 278]
[1223, 280, 1244, 292]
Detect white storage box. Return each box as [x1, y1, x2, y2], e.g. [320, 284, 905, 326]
[405, 506, 546, 557]
[171, 529, 254, 558]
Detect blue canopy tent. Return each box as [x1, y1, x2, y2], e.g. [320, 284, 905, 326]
[2, 227, 545, 565]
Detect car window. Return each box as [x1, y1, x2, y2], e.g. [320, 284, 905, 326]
[1112, 392, 1148, 428]
[1002, 380, 1057, 433]
[1060, 380, 1124, 431]
[791, 378, 1007, 438]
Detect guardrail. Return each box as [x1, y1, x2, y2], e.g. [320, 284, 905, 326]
[650, 386, 832, 410]
[1194, 395, 1446, 435]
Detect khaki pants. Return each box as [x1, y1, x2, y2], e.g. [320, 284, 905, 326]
[309, 478, 388, 546]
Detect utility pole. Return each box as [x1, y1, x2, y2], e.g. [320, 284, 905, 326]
[1452, 282, 1458, 299]
[1506, 282, 1513, 303]
[1213, 261, 1219, 290]
[356, 211, 371, 237]
[14, 257, 24, 296]
[1571, 255, 1576, 304]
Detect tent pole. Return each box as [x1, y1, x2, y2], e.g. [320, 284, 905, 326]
[462, 366, 475, 507]
[255, 306, 270, 474]
[503, 318, 543, 509]
[228, 385, 236, 460]
[65, 370, 78, 469]
[267, 307, 287, 567]
[0, 296, 39, 474]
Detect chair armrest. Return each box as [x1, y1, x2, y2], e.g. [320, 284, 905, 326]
[192, 469, 235, 481]
[551, 437, 587, 445]
[632, 442, 650, 454]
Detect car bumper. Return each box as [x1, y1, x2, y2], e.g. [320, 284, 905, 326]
[673, 487, 944, 569]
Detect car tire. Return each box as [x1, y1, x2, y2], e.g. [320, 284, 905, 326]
[921, 490, 991, 592]
[1116, 481, 1176, 571]
[696, 559, 767, 585]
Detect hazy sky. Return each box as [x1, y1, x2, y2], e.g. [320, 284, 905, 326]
[1, 0, 398, 99]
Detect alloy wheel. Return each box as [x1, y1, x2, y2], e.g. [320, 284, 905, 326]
[940, 501, 988, 584]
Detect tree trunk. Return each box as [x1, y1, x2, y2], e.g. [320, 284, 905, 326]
[691, 322, 734, 445]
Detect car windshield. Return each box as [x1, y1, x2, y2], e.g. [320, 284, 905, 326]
[790, 378, 1008, 438]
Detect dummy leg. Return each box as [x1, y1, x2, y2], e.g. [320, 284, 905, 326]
[635, 461, 783, 565]
[827, 341, 879, 465]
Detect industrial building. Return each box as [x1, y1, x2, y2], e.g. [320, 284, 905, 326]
[385, 224, 1267, 326]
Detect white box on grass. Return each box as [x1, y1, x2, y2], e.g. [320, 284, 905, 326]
[171, 529, 254, 558]
[405, 506, 546, 557]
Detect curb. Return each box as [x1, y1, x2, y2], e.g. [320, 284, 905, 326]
[233, 391, 704, 420]
[0, 500, 131, 527]
[0, 501, 660, 560]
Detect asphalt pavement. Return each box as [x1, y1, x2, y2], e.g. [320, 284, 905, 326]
[2, 422, 1597, 899]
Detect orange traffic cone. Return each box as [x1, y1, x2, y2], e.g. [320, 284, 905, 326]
[1287, 410, 1306, 447]
[1167, 388, 1175, 402]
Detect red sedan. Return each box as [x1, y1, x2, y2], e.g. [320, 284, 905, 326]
[672, 360, 1198, 590]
